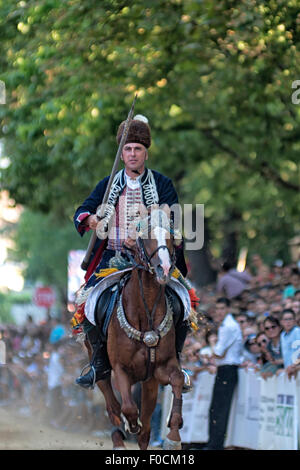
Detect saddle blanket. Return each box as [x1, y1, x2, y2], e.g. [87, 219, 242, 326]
[84, 268, 192, 327]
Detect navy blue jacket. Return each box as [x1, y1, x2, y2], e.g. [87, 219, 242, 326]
[74, 168, 187, 276]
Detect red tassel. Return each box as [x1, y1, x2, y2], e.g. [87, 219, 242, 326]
[189, 288, 200, 309]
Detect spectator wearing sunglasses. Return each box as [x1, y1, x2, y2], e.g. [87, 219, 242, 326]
[280, 309, 300, 372]
[241, 334, 261, 369]
[260, 316, 284, 378]
[255, 332, 270, 367]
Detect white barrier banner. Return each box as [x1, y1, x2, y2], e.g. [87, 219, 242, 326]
[258, 374, 277, 449]
[275, 374, 298, 450]
[188, 371, 215, 443]
[225, 369, 260, 449]
[161, 369, 300, 449]
[180, 383, 198, 443]
[160, 372, 215, 443]
[0, 340, 6, 364]
[258, 373, 299, 450]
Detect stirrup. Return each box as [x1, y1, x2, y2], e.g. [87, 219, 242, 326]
[182, 368, 193, 394]
[78, 363, 96, 389]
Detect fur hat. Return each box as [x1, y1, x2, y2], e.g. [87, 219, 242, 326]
[117, 114, 151, 148]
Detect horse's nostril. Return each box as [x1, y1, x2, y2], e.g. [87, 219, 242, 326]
[155, 265, 170, 285]
[156, 265, 164, 277]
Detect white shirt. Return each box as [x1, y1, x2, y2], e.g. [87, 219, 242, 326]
[213, 314, 243, 366]
[125, 170, 145, 189]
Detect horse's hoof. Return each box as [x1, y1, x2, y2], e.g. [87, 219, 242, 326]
[163, 437, 182, 450]
[113, 447, 126, 450]
[129, 425, 141, 435]
[121, 413, 142, 435]
[129, 417, 142, 435]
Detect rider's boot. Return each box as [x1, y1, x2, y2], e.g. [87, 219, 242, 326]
[175, 319, 193, 393]
[76, 326, 111, 389]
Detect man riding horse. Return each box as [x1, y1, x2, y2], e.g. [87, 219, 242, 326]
[73, 114, 192, 391]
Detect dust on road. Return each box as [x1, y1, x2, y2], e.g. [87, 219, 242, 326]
[0, 406, 138, 450]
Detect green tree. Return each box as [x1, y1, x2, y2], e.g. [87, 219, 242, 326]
[0, 292, 14, 323]
[0, 0, 299, 277]
[11, 209, 86, 303]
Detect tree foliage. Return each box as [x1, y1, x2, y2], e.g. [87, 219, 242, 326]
[0, 0, 299, 267]
[0, 292, 14, 323]
[11, 209, 86, 302]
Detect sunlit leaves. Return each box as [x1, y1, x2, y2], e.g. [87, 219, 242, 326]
[0, 0, 299, 266]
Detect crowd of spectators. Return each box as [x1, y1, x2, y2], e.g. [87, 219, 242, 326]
[0, 253, 300, 441]
[0, 315, 111, 437]
[183, 254, 300, 383]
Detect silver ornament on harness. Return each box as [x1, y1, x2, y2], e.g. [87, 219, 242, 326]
[116, 292, 173, 344]
[143, 331, 159, 347]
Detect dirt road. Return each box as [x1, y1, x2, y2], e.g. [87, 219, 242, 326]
[0, 406, 139, 450]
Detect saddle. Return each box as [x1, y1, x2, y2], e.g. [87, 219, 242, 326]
[95, 280, 184, 342]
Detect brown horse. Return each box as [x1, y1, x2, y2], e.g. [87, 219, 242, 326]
[92, 210, 185, 450]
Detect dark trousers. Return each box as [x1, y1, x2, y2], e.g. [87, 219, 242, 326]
[207, 365, 238, 450]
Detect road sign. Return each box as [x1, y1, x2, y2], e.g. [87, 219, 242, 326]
[33, 286, 56, 308]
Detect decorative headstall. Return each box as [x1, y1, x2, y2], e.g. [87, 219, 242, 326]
[115, 210, 180, 379]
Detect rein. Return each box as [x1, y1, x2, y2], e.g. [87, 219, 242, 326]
[123, 236, 175, 332]
[136, 236, 176, 274]
[137, 270, 163, 331]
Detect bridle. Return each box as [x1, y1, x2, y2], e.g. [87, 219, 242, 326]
[122, 233, 175, 331]
[135, 235, 176, 275]
[117, 225, 177, 380]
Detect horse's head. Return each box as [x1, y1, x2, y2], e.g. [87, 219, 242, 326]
[135, 208, 178, 285]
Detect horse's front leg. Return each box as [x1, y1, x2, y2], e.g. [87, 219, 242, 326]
[163, 365, 184, 450]
[114, 365, 141, 435]
[96, 378, 122, 428]
[137, 377, 159, 450]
